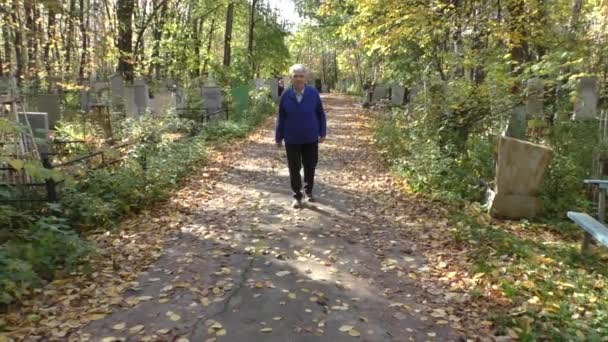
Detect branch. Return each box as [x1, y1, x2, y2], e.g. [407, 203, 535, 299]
[132, 0, 171, 57]
[133, 1, 223, 57]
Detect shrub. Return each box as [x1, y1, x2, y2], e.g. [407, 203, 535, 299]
[0, 210, 93, 304]
[0, 85, 276, 306]
[374, 105, 496, 204]
[540, 121, 597, 217]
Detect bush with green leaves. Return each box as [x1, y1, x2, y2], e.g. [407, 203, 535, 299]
[374, 81, 501, 204]
[0, 87, 276, 306]
[540, 121, 597, 217]
[204, 86, 276, 142]
[0, 208, 93, 304]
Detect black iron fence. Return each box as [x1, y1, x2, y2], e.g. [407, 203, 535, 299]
[1, 140, 134, 203]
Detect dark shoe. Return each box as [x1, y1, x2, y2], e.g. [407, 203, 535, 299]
[292, 199, 303, 209]
[305, 193, 316, 202]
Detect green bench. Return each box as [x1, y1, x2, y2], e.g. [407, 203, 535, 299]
[567, 179, 608, 255]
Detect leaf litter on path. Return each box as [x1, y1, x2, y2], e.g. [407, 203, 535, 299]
[0, 95, 494, 341]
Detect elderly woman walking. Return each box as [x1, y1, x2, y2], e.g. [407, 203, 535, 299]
[275, 64, 327, 209]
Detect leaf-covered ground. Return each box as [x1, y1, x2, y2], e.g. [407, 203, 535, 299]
[2, 95, 498, 341]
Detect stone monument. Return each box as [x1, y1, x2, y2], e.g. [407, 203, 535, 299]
[391, 85, 406, 105]
[573, 76, 598, 121]
[489, 136, 553, 219]
[201, 86, 224, 121]
[372, 85, 388, 102]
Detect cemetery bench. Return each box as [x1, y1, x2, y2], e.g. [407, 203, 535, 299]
[567, 179, 608, 255]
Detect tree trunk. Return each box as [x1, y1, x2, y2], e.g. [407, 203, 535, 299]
[248, 0, 259, 76]
[0, 13, 6, 76]
[66, 0, 77, 74]
[191, 18, 202, 78]
[117, 0, 135, 82]
[570, 0, 583, 33]
[78, 0, 89, 81]
[10, 0, 24, 84]
[223, 1, 234, 67]
[333, 51, 338, 89]
[202, 18, 216, 75]
[44, 7, 57, 77]
[2, 11, 9, 76]
[24, 0, 37, 79]
[507, 0, 528, 80]
[149, 0, 168, 79]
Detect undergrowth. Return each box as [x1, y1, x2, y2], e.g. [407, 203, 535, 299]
[0, 86, 276, 307]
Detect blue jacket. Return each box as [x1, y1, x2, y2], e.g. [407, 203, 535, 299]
[275, 85, 327, 144]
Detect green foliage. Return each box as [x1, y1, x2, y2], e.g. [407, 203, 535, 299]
[451, 204, 608, 340]
[204, 86, 276, 142]
[541, 122, 597, 217]
[374, 84, 499, 204]
[60, 117, 207, 230]
[0, 87, 275, 306]
[0, 209, 93, 304]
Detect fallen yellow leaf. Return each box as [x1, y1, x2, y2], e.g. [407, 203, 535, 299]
[112, 322, 126, 330]
[430, 309, 447, 318]
[129, 325, 144, 334]
[89, 313, 107, 321]
[349, 329, 361, 337]
[166, 311, 181, 321]
[101, 338, 125, 342]
[339, 325, 354, 332]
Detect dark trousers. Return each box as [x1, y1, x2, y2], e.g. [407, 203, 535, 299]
[285, 142, 319, 200]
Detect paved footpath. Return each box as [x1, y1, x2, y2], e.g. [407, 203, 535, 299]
[76, 94, 463, 341]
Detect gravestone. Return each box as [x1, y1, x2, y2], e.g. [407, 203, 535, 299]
[91, 82, 111, 106]
[201, 86, 224, 121]
[18, 112, 50, 153]
[573, 76, 598, 121]
[0, 76, 17, 95]
[26, 94, 61, 127]
[0, 76, 12, 94]
[266, 78, 279, 101]
[489, 136, 553, 219]
[204, 75, 218, 87]
[372, 85, 388, 102]
[133, 79, 149, 115]
[93, 81, 109, 93]
[505, 105, 527, 140]
[175, 87, 187, 109]
[110, 74, 124, 102]
[149, 87, 174, 116]
[391, 85, 406, 105]
[123, 86, 138, 118]
[526, 78, 544, 119]
[80, 89, 92, 111]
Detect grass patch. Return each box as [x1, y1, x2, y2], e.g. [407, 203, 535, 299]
[451, 205, 608, 340]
